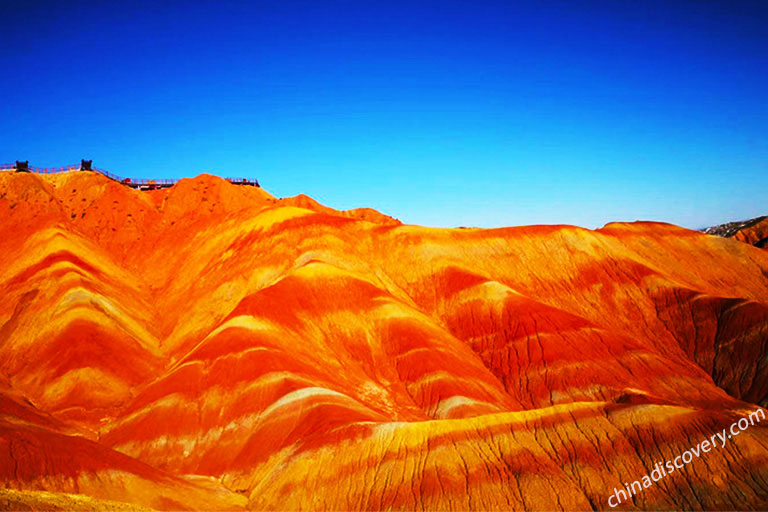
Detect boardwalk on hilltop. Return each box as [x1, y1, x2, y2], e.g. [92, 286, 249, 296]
[0, 162, 259, 190]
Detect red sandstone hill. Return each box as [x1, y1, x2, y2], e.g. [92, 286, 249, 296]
[1, 171, 768, 510]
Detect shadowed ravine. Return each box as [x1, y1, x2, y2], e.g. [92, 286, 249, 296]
[1, 171, 767, 510]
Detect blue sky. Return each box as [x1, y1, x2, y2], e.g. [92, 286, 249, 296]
[1, 0, 766, 228]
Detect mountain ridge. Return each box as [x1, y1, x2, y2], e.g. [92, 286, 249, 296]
[1, 171, 767, 510]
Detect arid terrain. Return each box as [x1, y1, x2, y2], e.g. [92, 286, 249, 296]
[703, 216, 768, 250]
[1, 170, 767, 510]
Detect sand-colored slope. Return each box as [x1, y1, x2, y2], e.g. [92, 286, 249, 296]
[1, 171, 767, 510]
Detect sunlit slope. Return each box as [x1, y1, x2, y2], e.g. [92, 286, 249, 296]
[0, 390, 247, 511]
[1, 171, 767, 510]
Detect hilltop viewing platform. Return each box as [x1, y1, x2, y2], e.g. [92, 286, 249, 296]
[1, 161, 260, 190]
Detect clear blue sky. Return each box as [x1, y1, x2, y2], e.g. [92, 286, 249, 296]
[1, 1, 766, 228]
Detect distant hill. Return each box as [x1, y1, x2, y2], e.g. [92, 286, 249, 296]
[702, 215, 768, 248]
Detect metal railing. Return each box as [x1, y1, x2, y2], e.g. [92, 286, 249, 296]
[0, 163, 80, 173]
[0, 163, 260, 189]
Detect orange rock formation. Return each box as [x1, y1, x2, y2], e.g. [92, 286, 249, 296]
[733, 218, 768, 249]
[1, 171, 767, 510]
[703, 216, 768, 250]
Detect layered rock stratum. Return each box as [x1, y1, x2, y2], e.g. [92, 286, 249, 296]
[1, 170, 767, 510]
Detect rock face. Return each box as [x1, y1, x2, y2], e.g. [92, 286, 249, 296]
[702, 216, 768, 249]
[1, 170, 768, 510]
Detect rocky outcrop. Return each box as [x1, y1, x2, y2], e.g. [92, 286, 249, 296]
[702, 216, 768, 249]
